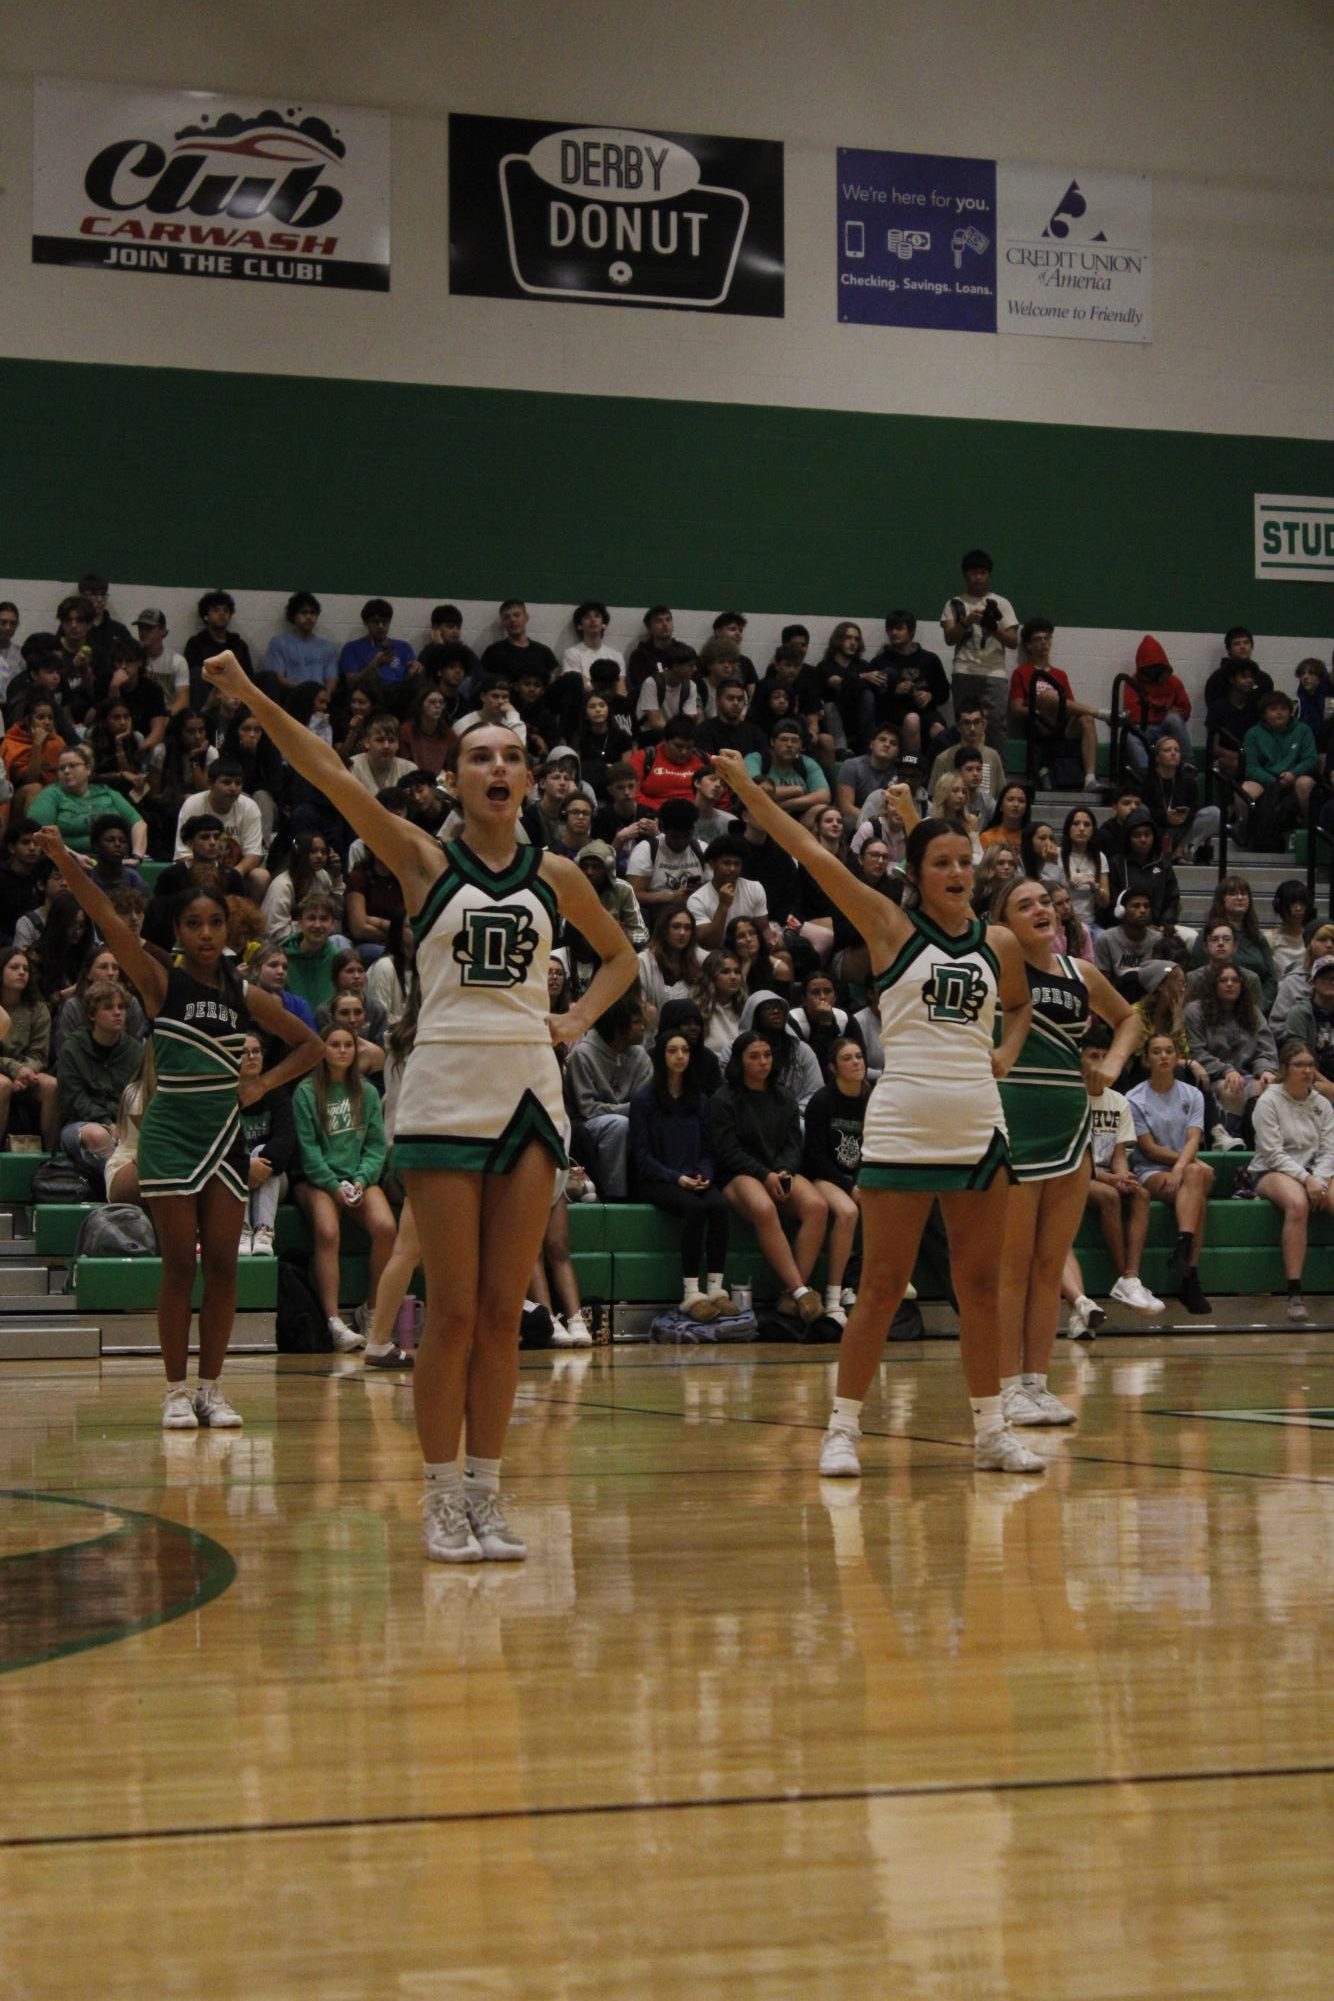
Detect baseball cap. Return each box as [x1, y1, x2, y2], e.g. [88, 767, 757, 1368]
[134, 608, 167, 629]
[1311, 957, 1334, 979]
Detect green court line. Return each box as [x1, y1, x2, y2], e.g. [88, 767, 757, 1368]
[0, 1489, 237, 1676]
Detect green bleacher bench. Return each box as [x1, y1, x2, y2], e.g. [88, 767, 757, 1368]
[1288, 829, 1332, 866]
[35, 1204, 99, 1255]
[73, 1254, 370, 1312]
[0, 1152, 52, 1202]
[137, 859, 169, 886]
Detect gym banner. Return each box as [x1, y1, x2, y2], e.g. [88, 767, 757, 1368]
[450, 113, 784, 316]
[32, 78, 390, 291]
[838, 149, 1150, 342]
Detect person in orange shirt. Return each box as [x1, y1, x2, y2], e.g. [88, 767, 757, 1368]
[2, 695, 66, 815]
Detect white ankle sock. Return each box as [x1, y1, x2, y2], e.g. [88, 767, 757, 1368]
[464, 1455, 501, 1495]
[971, 1394, 1004, 1436]
[831, 1395, 863, 1434]
[823, 1284, 842, 1310]
[682, 1278, 703, 1305]
[197, 1377, 217, 1393]
[423, 1462, 463, 1495]
[1022, 1372, 1048, 1392]
[706, 1273, 727, 1296]
[793, 1283, 813, 1300]
[1000, 1373, 1024, 1395]
[166, 1379, 188, 1394]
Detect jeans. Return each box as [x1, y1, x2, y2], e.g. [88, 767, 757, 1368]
[1125, 715, 1193, 776]
[247, 1162, 286, 1233]
[644, 1179, 730, 1279]
[572, 1113, 632, 1199]
[60, 1120, 112, 1185]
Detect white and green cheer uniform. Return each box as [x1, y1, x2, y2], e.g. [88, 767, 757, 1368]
[859, 910, 1011, 1191]
[392, 840, 567, 1175]
[136, 966, 248, 1201]
[997, 954, 1092, 1181]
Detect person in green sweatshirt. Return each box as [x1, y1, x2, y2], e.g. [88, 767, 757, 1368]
[1240, 689, 1318, 847]
[292, 1024, 395, 1352]
[283, 892, 342, 1012]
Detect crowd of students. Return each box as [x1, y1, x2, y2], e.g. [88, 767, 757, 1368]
[1, 572, 1332, 1343]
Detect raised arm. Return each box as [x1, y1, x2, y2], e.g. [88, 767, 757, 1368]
[541, 854, 640, 1045]
[200, 654, 442, 913]
[32, 825, 168, 1013]
[711, 749, 911, 958]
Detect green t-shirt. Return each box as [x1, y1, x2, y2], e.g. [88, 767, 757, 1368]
[28, 782, 143, 854]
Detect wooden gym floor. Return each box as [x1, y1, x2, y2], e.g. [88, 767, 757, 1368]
[1, 1332, 1332, 1999]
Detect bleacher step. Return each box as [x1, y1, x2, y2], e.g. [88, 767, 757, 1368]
[0, 1324, 101, 1360]
[0, 1264, 60, 1298]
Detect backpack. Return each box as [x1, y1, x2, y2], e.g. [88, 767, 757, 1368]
[641, 835, 707, 875]
[32, 1156, 100, 1204]
[73, 1204, 157, 1258]
[275, 1258, 333, 1352]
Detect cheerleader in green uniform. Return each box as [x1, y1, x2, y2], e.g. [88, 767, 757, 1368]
[34, 827, 322, 1431]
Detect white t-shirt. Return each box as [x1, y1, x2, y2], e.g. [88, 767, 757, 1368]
[635, 677, 700, 726]
[626, 837, 705, 895]
[941, 591, 1018, 677]
[174, 788, 264, 860]
[564, 642, 625, 684]
[1088, 1087, 1136, 1170]
[145, 648, 189, 701]
[686, 875, 768, 928]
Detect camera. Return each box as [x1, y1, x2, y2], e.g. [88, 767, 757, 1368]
[979, 598, 1002, 632]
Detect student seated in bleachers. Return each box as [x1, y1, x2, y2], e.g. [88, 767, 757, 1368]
[1276, 956, 1334, 1099]
[0, 944, 57, 1149]
[971, 844, 1020, 920]
[788, 806, 851, 961]
[1104, 809, 1180, 935]
[1094, 890, 1166, 994]
[247, 942, 317, 1033]
[36, 891, 94, 1009]
[708, 1030, 827, 1322]
[260, 830, 340, 944]
[625, 796, 706, 917]
[692, 948, 745, 1056]
[56, 977, 143, 1188]
[54, 946, 147, 1056]
[314, 948, 387, 1044]
[564, 990, 652, 1200]
[1127, 1031, 1214, 1314]
[980, 782, 1031, 856]
[745, 720, 829, 821]
[1006, 617, 1104, 790]
[636, 906, 702, 1032]
[1250, 1041, 1334, 1323]
[687, 835, 767, 950]
[801, 1036, 871, 1328]
[1239, 688, 1318, 851]
[656, 997, 723, 1094]
[236, 1032, 295, 1256]
[282, 893, 341, 1013]
[1078, 1038, 1163, 1323]
[1184, 962, 1278, 1147]
[1188, 876, 1277, 1013]
[1265, 880, 1313, 984]
[1185, 919, 1264, 1014]
[28, 743, 148, 860]
[834, 724, 902, 820]
[1270, 920, 1334, 1031]
[788, 968, 866, 1078]
[730, 989, 823, 1111]
[292, 1023, 395, 1352]
[1141, 735, 1221, 863]
[629, 1027, 732, 1321]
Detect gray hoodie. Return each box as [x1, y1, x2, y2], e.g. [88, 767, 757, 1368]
[564, 1028, 652, 1120]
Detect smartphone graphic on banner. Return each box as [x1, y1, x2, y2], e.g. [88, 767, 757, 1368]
[844, 219, 865, 259]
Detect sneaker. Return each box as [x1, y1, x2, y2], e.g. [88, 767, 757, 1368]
[327, 1316, 365, 1352]
[840, 1287, 858, 1310]
[465, 1490, 527, 1561]
[421, 1486, 482, 1563]
[194, 1385, 243, 1428]
[1286, 1293, 1310, 1323]
[251, 1225, 274, 1256]
[1002, 1384, 1048, 1426]
[1178, 1272, 1212, 1315]
[1210, 1125, 1245, 1153]
[237, 1228, 253, 1256]
[1021, 1383, 1077, 1426]
[1109, 1274, 1165, 1314]
[1067, 1301, 1096, 1342]
[795, 1287, 825, 1325]
[1083, 772, 1102, 791]
[974, 1424, 1046, 1473]
[903, 1280, 917, 1302]
[819, 1423, 862, 1478]
[823, 1305, 848, 1331]
[1074, 1292, 1106, 1331]
[549, 1315, 574, 1346]
[564, 1312, 593, 1347]
[365, 1343, 414, 1369]
[162, 1385, 198, 1431]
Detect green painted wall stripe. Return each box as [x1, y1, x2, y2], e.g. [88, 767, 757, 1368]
[5, 357, 1331, 633]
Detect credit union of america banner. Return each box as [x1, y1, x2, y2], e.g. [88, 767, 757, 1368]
[32, 77, 390, 291]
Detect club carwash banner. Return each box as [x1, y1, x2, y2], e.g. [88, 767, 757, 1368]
[450, 113, 784, 316]
[32, 78, 390, 291]
[837, 148, 1150, 342]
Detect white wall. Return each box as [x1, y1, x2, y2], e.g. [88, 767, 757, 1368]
[3, 575, 1327, 721]
[1, 0, 1330, 439]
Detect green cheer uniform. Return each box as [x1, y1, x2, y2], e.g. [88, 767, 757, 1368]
[136, 966, 249, 1201]
[998, 954, 1092, 1181]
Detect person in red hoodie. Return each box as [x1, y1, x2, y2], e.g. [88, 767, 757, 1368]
[1122, 637, 1194, 778]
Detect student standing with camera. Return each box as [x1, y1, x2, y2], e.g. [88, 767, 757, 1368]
[941, 548, 1019, 754]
